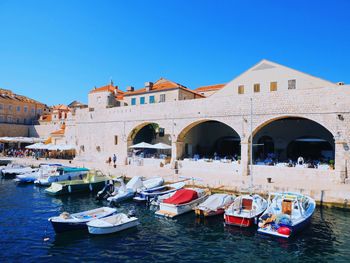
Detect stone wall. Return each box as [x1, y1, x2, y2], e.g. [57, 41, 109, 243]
[0, 123, 29, 137]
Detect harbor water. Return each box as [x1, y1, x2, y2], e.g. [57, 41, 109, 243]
[0, 179, 350, 262]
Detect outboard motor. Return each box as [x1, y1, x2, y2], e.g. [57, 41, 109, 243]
[96, 180, 115, 200]
[127, 209, 136, 218]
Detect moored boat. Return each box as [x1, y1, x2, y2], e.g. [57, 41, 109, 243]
[257, 192, 316, 238]
[15, 165, 58, 183]
[48, 207, 116, 233]
[107, 176, 164, 204]
[87, 213, 139, 235]
[34, 167, 89, 186]
[133, 181, 185, 202]
[155, 188, 209, 218]
[45, 170, 107, 195]
[195, 193, 235, 217]
[224, 194, 268, 227]
[1, 165, 36, 179]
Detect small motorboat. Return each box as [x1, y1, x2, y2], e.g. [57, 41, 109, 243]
[257, 192, 316, 238]
[224, 194, 268, 227]
[133, 181, 185, 202]
[195, 193, 235, 217]
[48, 207, 117, 233]
[15, 165, 58, 184]
[107, 176, 164, 204]
[87, 213, 139, 235]
[34, 167, 89, 186]
[155, 188, 209, 218]
[45, 170, 107, 196]
[1, 165, 36, 179]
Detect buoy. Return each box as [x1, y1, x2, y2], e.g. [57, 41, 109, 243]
[43, 237, 50, 242]
[277, 226, 291, 236]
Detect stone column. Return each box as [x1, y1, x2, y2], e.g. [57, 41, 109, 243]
[240, 140, 249, 176]
[171, 141, 184, 164]
[335, 139, 348, 183]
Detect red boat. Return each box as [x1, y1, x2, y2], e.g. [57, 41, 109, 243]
[224, 194, 267, 227]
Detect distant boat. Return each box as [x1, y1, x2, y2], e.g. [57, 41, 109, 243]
[87, 213, 139, 235]
[45, 170, 107, 195]
[133, 181, 185, 202]
[224, 194, 268, 227]
[195, 193, 235, 217]
[106, 176, 164, 204]
[155, 188, 209, 218]
[257, 192, 316, 238]
[34, 167, 89, 186]
[1, 165, 36, 179]
[48, 207, 116, 233]
[14, 165, 58, 184]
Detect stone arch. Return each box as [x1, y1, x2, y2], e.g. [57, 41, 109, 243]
[175, 119, 241, 159]
[250, 115, 335, 163]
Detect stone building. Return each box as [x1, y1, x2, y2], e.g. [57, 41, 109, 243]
[64, 59, 350, 184]
[0, 88, 48, 125]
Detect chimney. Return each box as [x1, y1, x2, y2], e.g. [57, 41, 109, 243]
[145, 82, 153, 92]
[127, 86, 134, 92]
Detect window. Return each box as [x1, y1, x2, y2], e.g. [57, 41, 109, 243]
[31, 108, 35, 114]
[238, 85, 244, 94]
[270, 82, 277, 91]
[253, 83, 260, 93]
[131, 98, 136, 105]
[16, 118, 20, 123]
[37, 109, 42, 115]
[7, 116, 12, 123]
[288, 79, 296, 89]
[23, 118, 27, 124]
[24, 106, 28, 113]
[16, 106, 21, 112]
[149, 95, 155, 104]
[140, 97, 145, 104]
[114, 136, 118, 145]
[160, 94, 166, 102]
[0, 104, 3, 111]
[8, 105, 12, 111]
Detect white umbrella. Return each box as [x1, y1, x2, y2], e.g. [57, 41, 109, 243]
[25, 143, 45, 149]
[151, 142, 172, 150]
[128, 142, 154, 149]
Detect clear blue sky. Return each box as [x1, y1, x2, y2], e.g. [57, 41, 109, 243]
[0, 0, 349, 105]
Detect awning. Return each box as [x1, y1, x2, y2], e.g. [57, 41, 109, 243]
[150, 143, 172, 150]
[0, 137, 45, 144]
[128, 142, 154, 149]
[25, 143, 75, 151]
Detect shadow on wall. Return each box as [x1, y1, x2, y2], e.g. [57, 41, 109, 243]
[0, 123, 30, 137]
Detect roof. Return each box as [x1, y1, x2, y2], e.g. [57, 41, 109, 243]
[123, 78, 205, 98]
[195, 84, 226, 92]
[50, 129, 65, 136]
[52, 104, 70, 111]
[40, 114, 52, 122]
[89, 82, 125, 100]
[68, 100, 87, 108]
[0, 88, 46, 105]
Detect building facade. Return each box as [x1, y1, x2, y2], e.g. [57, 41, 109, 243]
[0, 88, 48, 125]
[64, 60, 350, 183]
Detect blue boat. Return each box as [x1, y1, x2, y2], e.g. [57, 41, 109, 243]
[257, 192, 316, 238]
[48, 207, 117, 233]
[34, 167, 89, 186]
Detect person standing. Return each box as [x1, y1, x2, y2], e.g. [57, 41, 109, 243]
[113, 154, 117, 167]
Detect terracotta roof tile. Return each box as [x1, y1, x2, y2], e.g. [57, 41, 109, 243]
[195, 84, 226, 92]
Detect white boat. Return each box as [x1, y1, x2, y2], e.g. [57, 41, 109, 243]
[87, 213, 139, 235]
[34, 167, 89, 186]
[48, 206, 117, 233]
[155, 188, 209, 218]
[1, 165, 36, 178]
[133, 181, 186, 202]
[15, 165, 59, 183]
[195, 193, 235, 217]
[257, 192, 316, 238]
[107, 176, 164, 204]
[224, 194, 268, 227]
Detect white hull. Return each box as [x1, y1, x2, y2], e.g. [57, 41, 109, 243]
[88, 219, 139, 235]
[155, 194, 208, 218]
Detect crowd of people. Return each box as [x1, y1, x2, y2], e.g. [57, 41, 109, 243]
[2, 147, 74, 160]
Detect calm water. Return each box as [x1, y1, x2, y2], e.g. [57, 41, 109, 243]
[0, 179, 350, 263]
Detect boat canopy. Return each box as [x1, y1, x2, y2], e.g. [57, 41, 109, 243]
[163, 189, 198, 205]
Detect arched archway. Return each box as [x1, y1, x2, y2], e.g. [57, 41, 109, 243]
[252, 117, 335, 165]
[177, 120, 241, 160]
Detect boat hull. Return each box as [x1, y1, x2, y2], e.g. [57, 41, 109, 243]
[155, 195, 208, 218]
[49, 220, 88, 233]
[45, 180, 106, 196]
[224, 214, 257, 227]
[87, 220, 139, 235]
[195, 208, 225, 217]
